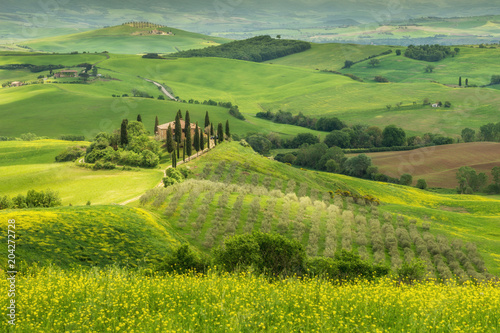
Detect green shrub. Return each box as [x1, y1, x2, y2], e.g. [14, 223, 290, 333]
[162, 176, 179, 187]
[213, 232, 306, 277]
[55, 146, 84, 162]
[308, 250, 389, 282]
[141, 150, 160, 168]
[156, 245, 207, 274]
[166, 168, 184, 182]
[416, 179, 427, 189]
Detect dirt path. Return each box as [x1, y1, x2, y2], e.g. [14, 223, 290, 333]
[142, 77, 177, 101]
[119, 146, 213, 205]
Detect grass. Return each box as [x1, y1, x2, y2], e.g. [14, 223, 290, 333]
[0, 140, 163, 205]
[1, 267, 499, 332]
[0, 205, 179, 268]
[355, 142, 500, 188]
[22, 24, 229, 54]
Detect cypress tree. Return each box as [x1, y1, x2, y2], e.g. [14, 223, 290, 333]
[183, 139, 186, 162]
[166, 125, 174, 153]
[465, 78, 469, 86]
[177, 140, 180, 159]
[177, 109, 183, 119]
[217, 122, 224, 143]
[212, 123, 217, 146]
[205, 111, 210, 128]
[154, 116, 159, 136]
[459, 76, 462, 86]
[185, 111, 192, 157]
[194, 122, 200, 156]
[120, 119, 129, 146]
[174, 113, 182, 144]
[225, 120, 230, 139]
[172, 152, 176, 168]
[200, 127, 205, 151]
[137, 114, 142, 122]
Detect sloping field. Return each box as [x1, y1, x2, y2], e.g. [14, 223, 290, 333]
[363, 142, 500, 188]
[0, 205, 179, 268]
[0, 140, 163, 205]
[179, 142, 500, 274]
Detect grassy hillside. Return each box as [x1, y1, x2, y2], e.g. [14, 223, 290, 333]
[0, 205, 179, 268]
[140, 142, 500, 275]
[219, 15, 500, 46]
[103, 54, 500, 137]
[264, 43, 392, 70]
[0, 140, 163, 205]
[357, 142, 500, 188]
[2, 46, 500, 139]
[22, 24, 229, 54]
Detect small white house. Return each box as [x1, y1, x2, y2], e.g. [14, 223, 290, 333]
[432, 103, 439, 108]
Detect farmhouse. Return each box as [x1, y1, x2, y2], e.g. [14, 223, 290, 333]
[54, 70, 79, 78]
[10, 81, 23, 87]
[157, 120, 198, 141]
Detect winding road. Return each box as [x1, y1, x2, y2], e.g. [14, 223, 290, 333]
[142, 77, 177, 101]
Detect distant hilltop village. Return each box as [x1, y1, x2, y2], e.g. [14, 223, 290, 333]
[122, 22, 175, 36]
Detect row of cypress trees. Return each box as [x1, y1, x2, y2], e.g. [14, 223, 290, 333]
[155, 110, 230, 167]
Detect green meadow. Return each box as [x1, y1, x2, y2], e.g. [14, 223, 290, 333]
[0, 140, 163, 205]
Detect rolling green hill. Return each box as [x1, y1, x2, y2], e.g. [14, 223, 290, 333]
[138, 141, 500, 275]
[22, 23, 229, 54]
[0, 205, 179, 268]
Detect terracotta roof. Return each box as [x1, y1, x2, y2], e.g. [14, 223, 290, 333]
[157, 120, 197, 130]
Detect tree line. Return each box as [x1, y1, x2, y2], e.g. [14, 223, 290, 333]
[172, 35, 311, 62]
[461, 122, 500, 142]
[456, 166, 500, 194]
[0, 190, 61, 210]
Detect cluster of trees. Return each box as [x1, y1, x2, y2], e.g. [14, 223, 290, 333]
[142, 53, 164, 59]
[131, 89, 154, 98]
[404, 45, 459, 62]
[84, 120, 161, 168]
[55, 146, 85, 162]
[185, 99, 245, 120]
[0, 64, 64, 73]
[158, 232, 390, 282]
[456, 166, 500, 194]
[164, 110, 231, 167]
[256, 110, 347, 133]
[173, 35, 311, 62]
[342, 49, 393, 69]
[0, 190, 61, 210]
[0, 133, 46, 141]
[461, 122, 500, 142]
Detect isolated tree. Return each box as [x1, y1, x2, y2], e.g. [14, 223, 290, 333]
[225, 120, 230, 139]
[416, 179, 427, 190]
[344, 60, 354, 68]
[154, 116, 159, 135]
[400, 173, 413, 186]
[459, 76, 462, 86]
[204, 111, 210, 128]
[444, 101, 451, 108]
[185, 111, 192, 157]
[120, 119, 129, 146]
[137, 114, 142, 122]
[369, 58, 380, 67]
[425, 65, 435, 73]
[166, 125, 174, 153]
[461, 128, 476, 142]
[454, 47, 460, 54]
[213, 123, 217, 147]
[217, 123, 224, 143]
[465, 78, 469, 86]
[194, 122, 200, 156]
[396, 49, 401, 56]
